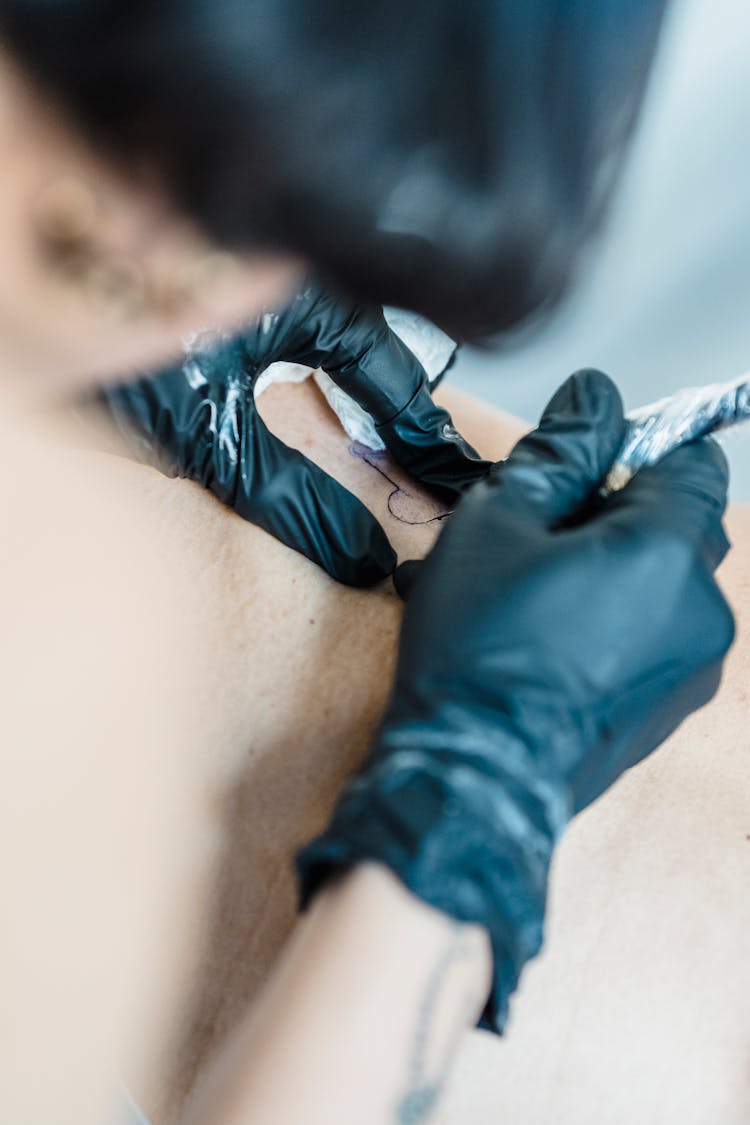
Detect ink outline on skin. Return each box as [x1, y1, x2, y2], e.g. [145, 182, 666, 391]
[349, 441, 452, 527]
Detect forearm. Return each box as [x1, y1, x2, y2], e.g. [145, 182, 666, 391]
[180, 863, 492, 1125]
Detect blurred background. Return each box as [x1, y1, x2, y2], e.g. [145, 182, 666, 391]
[453, 0, 750, 498]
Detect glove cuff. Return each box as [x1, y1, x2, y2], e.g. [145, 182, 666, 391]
[296, 742, 561, 1032]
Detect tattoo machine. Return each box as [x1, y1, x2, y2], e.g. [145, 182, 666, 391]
[603, 371, 750, 493]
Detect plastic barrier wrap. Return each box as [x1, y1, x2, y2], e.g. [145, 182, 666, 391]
[604, 373, 750, 492]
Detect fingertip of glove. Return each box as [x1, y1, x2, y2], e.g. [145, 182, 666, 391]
[325, 505, 397, 587]
[336, 547, 396, 588]
[363, 533, 398, 587]
[543, 369, 624, 433]
[393, 559, 422, 601]
[494, 369, 626, 527]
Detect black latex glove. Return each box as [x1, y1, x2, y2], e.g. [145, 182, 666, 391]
[102, 283, 490, 587]
[297, 369, 734, 1029]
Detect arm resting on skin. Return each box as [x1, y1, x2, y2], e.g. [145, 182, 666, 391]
[180, 864, 492, 1125]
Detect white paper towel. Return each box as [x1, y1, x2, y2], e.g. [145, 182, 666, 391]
[253, 307, 456, 450]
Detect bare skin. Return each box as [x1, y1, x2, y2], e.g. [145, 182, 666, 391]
[0, 50, 301, 397]
[179, 864, 493, 1125]
[92, 375, 749, 1125]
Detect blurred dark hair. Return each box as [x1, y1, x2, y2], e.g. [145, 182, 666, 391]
[0, 1, 667, 339]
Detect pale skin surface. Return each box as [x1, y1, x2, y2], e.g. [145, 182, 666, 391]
[181, 864, 493, 1125]
[0, 51, 301, 397]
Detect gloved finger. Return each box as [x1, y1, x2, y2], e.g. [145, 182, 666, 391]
[310, 302, 491, 502]
[602, 437, 731, 571]
[374, 382, 492, 502]
[393, 558, 424, 601]
[231, 417, 397, 587]
[489, 369, 626, 527]
[240, 283, 322, 373]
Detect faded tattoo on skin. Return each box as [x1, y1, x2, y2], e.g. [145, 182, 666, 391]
[394, 925, 478, 1125]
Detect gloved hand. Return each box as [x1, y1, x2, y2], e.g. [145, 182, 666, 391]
[102, 282, 490, 587]
[297, 369, 734, 1028]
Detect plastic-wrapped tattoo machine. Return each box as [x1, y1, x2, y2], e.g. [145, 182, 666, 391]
[603, 372, 750, 493]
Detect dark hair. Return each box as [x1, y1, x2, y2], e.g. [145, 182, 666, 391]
[0, 1, 667, 339]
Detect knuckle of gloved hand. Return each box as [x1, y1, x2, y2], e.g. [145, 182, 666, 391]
[684, 660, 724, 717]
[681, 570, 736, 670]
[639, 521, 699, 573]
[666, 513, 729, 575]
[645, 491, 729, 568]
[705, 519, 732, 571]
[691, 431, 730, 473]
[659, 437, 730, 509]
[647, 506, 733, 574]
[704, 584, 736, 662]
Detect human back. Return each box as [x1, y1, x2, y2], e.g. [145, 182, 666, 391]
[112, 378, 750, 1125]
